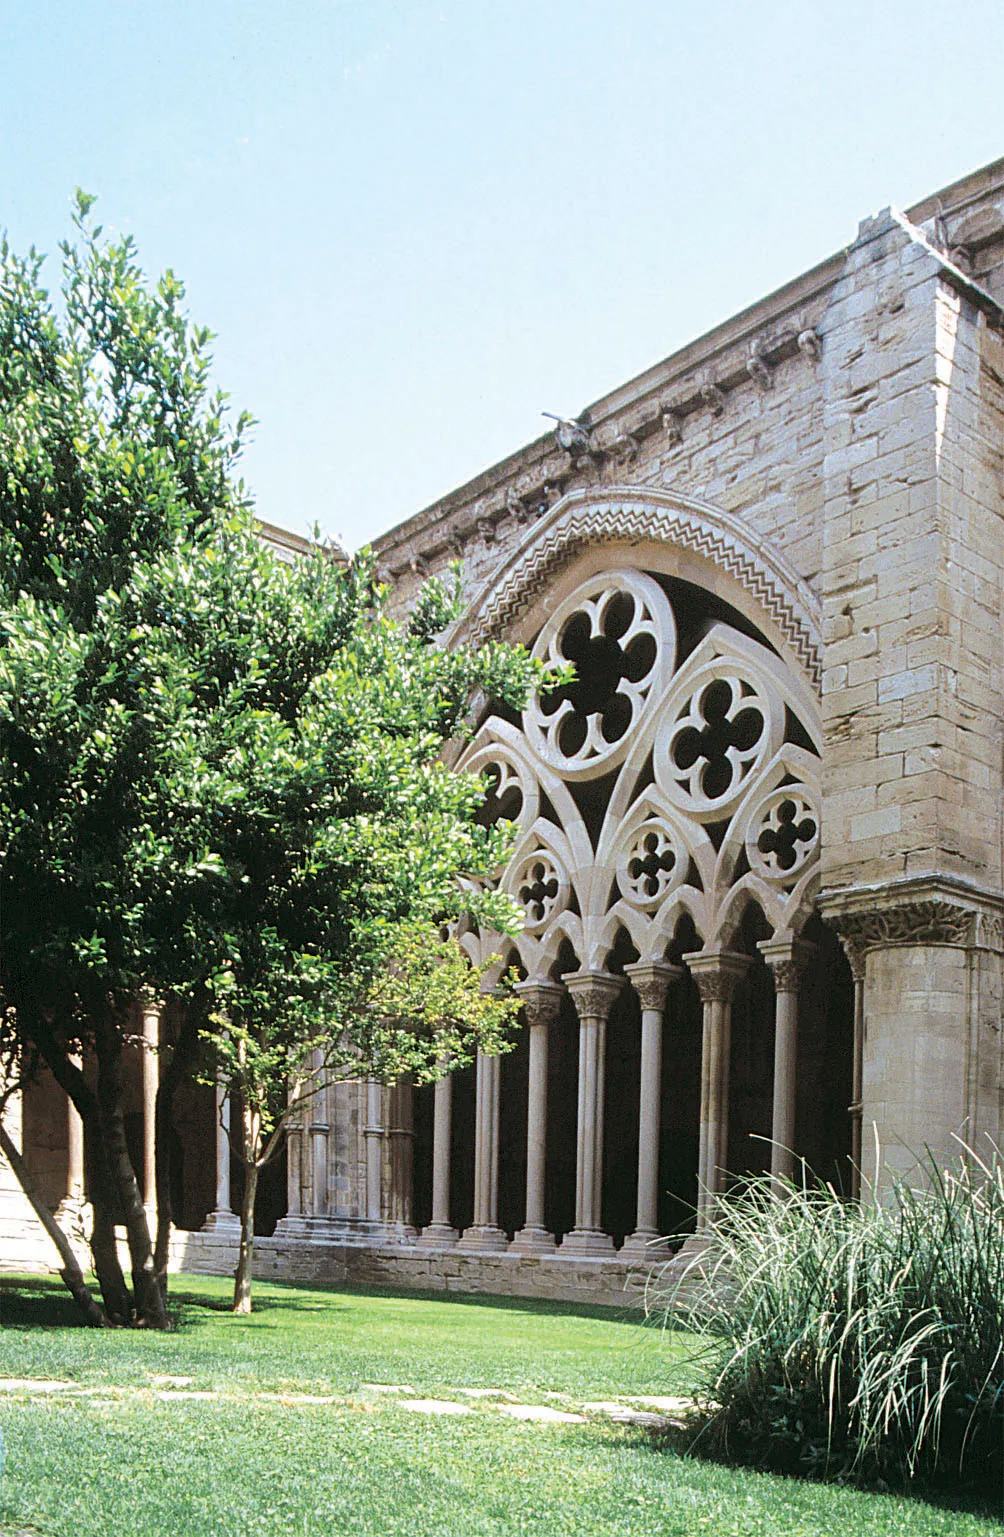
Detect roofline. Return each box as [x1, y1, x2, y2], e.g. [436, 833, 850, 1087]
[373, 154, 1004, 561]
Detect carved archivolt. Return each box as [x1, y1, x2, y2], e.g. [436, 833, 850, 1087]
[457, 564, 823, 981]
[454, 486, 823, 693]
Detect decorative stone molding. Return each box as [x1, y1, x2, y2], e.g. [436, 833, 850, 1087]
[455, 486, 823, 693]
[623, 961, 680, 1013]
[830, 901, 984, 952]
[562, 970, 623, 1018]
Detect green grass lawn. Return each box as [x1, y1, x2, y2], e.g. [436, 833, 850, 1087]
[0, 1274, 999, 1536]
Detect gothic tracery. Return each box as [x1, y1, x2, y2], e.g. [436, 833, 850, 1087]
[458, 565, 823, 978]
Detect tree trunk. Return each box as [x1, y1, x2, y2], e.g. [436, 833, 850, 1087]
[0, 1122, 108, 1327]
[94, 1011, 168, 1329]
[26, 1021, 132, 1323]
[153, 1005, 201, 1303]
[233, 1158, 258, 1315]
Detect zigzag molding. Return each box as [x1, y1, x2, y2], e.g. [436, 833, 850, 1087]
[457, 486, 822, 693]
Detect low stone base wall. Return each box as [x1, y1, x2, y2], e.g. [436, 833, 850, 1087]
[168, 1229, 675, 1308]
[2, 1215, 689, 1311]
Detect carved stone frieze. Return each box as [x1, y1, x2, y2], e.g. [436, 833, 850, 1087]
[830, 900, 988, 953]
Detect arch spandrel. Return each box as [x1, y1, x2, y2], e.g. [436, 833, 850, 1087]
[454, 489, 822, 966]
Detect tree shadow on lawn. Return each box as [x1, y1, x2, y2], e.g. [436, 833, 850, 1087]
[643, 1417, 1004, 1525]
[0, 1272, 649, 1333]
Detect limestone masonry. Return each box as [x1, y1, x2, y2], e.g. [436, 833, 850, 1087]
[4, 158, 1003, 1305]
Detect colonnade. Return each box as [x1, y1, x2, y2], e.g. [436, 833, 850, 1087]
[418, 936, 814, 1254]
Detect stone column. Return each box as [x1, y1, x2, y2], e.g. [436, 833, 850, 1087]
[843, 942, 866, 1202]
[511, 980, 565, 1253]
[458, 1051, 507, 1250]
[140, 996, 160, 1215]
[386, 1078, 416, 1239]
[55, 1054, 86, 1222]
[759, 937, 813, 1186]
[686, 952, 748, 1233]
[202, 1074, 240, 1232]
[621, 962, 680, 1257]
[364, 1079, 384, 1227]
[419, 1067, 458, 1246]
[309, 1121, 329, 1218]
[561, 970, 622, 1255]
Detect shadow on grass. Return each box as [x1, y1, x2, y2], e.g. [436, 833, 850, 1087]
[0, 1271, 650, 1333]
[642, 1417, 1004, 1524]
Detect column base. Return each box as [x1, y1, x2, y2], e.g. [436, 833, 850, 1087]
[200, 1209, 241, 1235]
[509, 1225, 556, 1253]
[560, 1227, 615, 1255]
[417, 1222, 459, 1248]
[618, 1229, 667, 1261]
[456, 1224, 509, 1252]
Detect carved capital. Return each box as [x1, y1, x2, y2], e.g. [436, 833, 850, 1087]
[758, 937, 814, 993]
[830, 900, 975, 953]
[684, 951, 749, 1003]
[837, 934, 867, 982]
[624, 961, 681, 1014]
[562, 969, 623, 1020]
[514, 980, 565, 1030]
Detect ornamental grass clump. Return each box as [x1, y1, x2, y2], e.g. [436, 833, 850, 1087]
[659, 1148, 1004, 1494]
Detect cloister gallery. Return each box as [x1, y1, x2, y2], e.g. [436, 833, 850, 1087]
[2, 158, 1002, 1305]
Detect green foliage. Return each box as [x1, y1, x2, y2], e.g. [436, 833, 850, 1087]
[0, 194, 544, 1041]
[658, 1151, 1004, 1494]
[0, 196, 550, 1316]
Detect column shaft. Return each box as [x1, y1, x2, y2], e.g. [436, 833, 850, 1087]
[141, 999, 160, 1212]
[419, 1069, 458, 1244]
[687, 953, 748, 1235]
[364, 1080, 384, 1226]
[215, 1079, 232, 1212]
[561, 971, 621, 1255]
[760, 938, 813, 1187]
[511, 981, 563, 1253]
[67, 1053, 85, 1202]
[622, 963, 679, 1255]
[458, 1051, 506, 1249]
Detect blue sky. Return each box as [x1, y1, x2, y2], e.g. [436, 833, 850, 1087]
[3, 1, 1003, 550]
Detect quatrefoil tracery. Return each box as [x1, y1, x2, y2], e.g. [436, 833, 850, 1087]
[511, 848, 568, 932]
[617, 818, 683, 910]
[747, 786, 819, 881]
[524, 570, 675, 780]
[663, 673, 773, 815]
